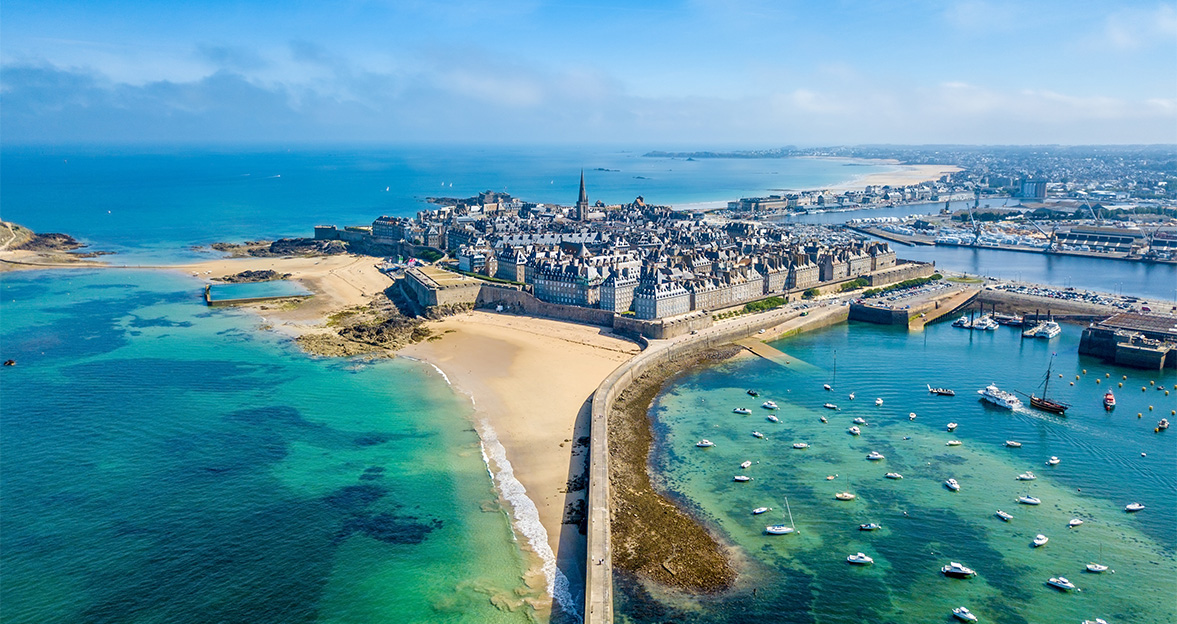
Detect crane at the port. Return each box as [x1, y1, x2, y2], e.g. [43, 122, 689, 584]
[965, 199, 983, 246]
[1028, 220, 1058, 252]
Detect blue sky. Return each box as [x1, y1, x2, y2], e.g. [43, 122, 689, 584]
[2, 0, 1175, 145]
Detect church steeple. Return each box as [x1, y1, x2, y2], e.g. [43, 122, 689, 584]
[575, 170, 589, 220]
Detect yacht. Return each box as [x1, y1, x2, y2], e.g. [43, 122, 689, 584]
[1033, 534, 1049, 547]
[884, 472, 903, 479]
[995, 510, 1013, 521]
[952, 606, 978, 622]
[733, 475, 752, 482]
[696, 440, 715, 447]
[766, 414, 780, 423]
[1125, 502, 1145, 512]
[946, 422, 958, 431]
[1086, 544, 1108, 573]
[793, 442, 809, 449]
[946, 440, 963, 446]
[765, 497, 797, 535]
[853, 417, 867, 424]
[866, 451, 885, 461]
[945, 478, 961, 491]
[761, 401, 779, 410]
[859, 522, 882, 531]
[928, 384, 956, 396]
[875, 398, 884, 406]
[941, 562, 977, 578]
[847, 426, 861, 436]
[752, 431, 765, 439]
[846, 552, 874, 565]
[733, 407, 752, 414]
[974, 316, 998, 331]
[1103, 390, 1116, 410]
[1005, 440, 1022, 448]
[1069, 518, 1084, 528]
[740, 460, 752, 469]
[1035, 321, 1061, 339]
[1046, 576, 1077, 591]
[1046, 456, 1060, 466]
[952, 316, 970, 328]
[1018, 495, 1042, 505]
[835, 491, 856, 501]
[823, 403, 839, 410]
[1016, 472, 1037, 481]
[978, 383, 1023, 410]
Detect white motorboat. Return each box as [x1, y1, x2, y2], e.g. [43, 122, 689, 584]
[1125, 502, 1145, 512]
[823, 383, 832, 391]
[766, 414, 780, 423]
[819, 415, 828, 423]
[977, 383, 1023, 410]
[853, 417, 867, 425]
[1069, 518, 1084, 528]
[1081, 620, 1108, 624]
[761, 401, 779, 410]
[752, 431, 765, 439]
[1047, 576, 1077, 591]
[846, 552, 874, 565]
[866, 451, 885, 461]
[1005, 440, 1022, 448]
[945, 478, 961, 491]
[952, 316, 970, 328]
[859, 522, 882, 531]
[1036, 321, 1062, 339]
[946, 440, 962, 446]
[751, 507, 770, 515]
[696, 440, 715, 447]
[734, 475, 752, 482]
[835, 491, 856, 501]
[1016, 472, 1036, 481]
[848, 392, 856, 400]
[995, 510, 1013, 521]
[740, 460, 752, 469]
[793, 442, 809, 449]
[885, 472, 903, 479]
[1033, 534, 1049, 547]
[1046, 456, 1060, 466]
[733, 407, 752, 414]
[947, 422, 958, 431]
[847, 426, 861, 436]
[875, 398, 884, 406]
[823, 403, 839, 410]
[952, 606, 978, 622]
[941, 562, 977, 578]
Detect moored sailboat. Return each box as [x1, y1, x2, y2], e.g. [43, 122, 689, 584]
[1023, 353, 1070, 415]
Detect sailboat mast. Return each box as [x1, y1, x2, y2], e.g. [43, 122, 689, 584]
[1043, 353, 1054, 397]
[785, 496, 795, 528]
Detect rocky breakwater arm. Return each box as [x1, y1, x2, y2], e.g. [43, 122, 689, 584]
[0, 221, 114, 268]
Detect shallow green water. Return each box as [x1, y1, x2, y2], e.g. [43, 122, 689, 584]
[0, 269, 538, 624]
[618, 321, 1176, 624]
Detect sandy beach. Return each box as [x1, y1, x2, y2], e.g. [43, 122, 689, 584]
[828, 162, 962, 192]
[401, 311, 639, 616]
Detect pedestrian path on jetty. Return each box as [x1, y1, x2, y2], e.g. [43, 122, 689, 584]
[733, 337, 817, 370]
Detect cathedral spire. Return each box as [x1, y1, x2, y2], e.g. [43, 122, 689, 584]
[576, 170, 589, 220]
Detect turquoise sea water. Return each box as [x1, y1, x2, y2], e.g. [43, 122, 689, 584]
[0, 269, 539, 624]
[208, 280, 312, 300]
[618, 321, 1176, 623]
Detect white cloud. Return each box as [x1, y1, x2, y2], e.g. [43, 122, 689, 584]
[1104, 3, 1177, 49]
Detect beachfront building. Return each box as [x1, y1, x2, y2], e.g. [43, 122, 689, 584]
[531, 260, 604, 307]
[600, 270, 638, 313]
[495, 246, 527, 282]
[633, 273, 691, 320]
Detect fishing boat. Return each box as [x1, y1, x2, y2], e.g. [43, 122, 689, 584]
[734, 475, 752, 482]
[847, 426, 861, 436]
[1069, 518, 1084, 528]
[1018, 494, 1042, 505]
[823, 403, 838, 410]
[793, 442, 809, 449]
[885, 472, 903, 479]
[945, 478, 961, 491]
[1047, 576, 1077, 591]
[1005, 440, 1022, 448]
[1086, 544, 1108, 573]
[1017, 471, 1037, 481]
[1024, 354, 1070, 414]
[765, 497, 797, 535]
[696, 440, 715, 447]
[733, 407, 752, 414]
[1046, 456, 1060, 466]
[866, 451, 885, 460]
[747, 389, 760, 397]
[941, 562, 977, 578]
[740, 460, 752, 469]
[1103, 390, 1116, 409]
[1033, 534, 1049, 547]
[978, 383, 1023, 410]
[752, 506, 770, 515]
[1125, 502, 1145, 512]
[874, 397, 884, 406]
[928, 384, 956, 396]
[952, 606, 978, 622]
[946, 422, 958, 431]
[946, 440, 962, 446]
[995, 510, 1013, 521]
[853, 417, 867, 424]
[766, 414, 779, 423]
[761, 401, 779, 410]
[846, 552, 874, 565]
[752, 431, 765, 439]
[859, 522, 882, 531]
